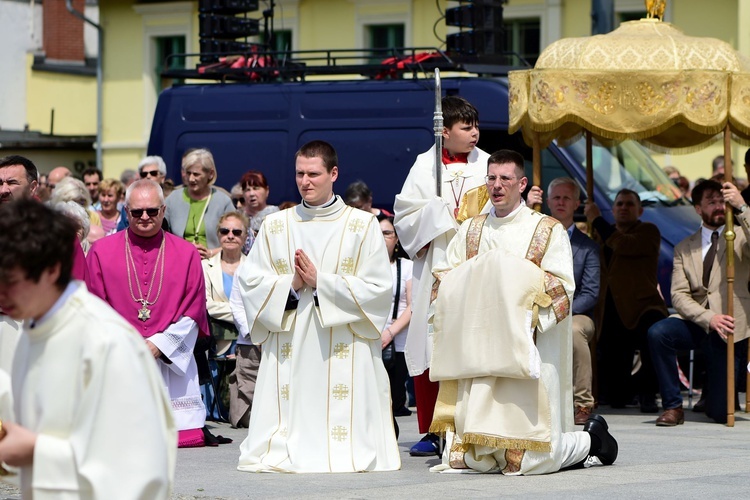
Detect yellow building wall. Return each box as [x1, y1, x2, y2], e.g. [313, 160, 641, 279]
[413, 0, 445, 47]
[25, 53, 97, 136]
[100, 0, 146, 178]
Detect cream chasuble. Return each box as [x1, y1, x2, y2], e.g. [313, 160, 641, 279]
[7, 282, 176, 499]
[430, 206, 590, 475]
[393, 145, 490, 376]
[236, 197, 400, 473]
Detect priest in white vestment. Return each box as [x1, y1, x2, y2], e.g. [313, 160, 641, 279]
[429, 150, 617, 475]
[236, 140, 400, 473]
[0, 199, 175, 499]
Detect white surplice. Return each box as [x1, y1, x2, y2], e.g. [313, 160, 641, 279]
[431, 206, 589, 475]
[147, 317, 205, 432]
[393, 145, 490, 376]
[236, 197, 400, 473]
[8, 282, 176, 499]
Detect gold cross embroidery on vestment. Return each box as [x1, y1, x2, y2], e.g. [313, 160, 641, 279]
[332, 384, 350, 400]
[340, 257, 354, 275]
[347, 218, 365, 233]
[267, 219, 284, 235]
[281, 343, 293, 359]
[333, 343, 350, 359]
[274, 258, 291, 274]
[331, 426, 348, 442]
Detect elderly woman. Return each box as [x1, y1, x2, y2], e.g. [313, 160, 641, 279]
[239, 170, 278, 254]
[201, 211, 260, 428]
[50, 177, 105, 243]
[52, 200, 92, 253]
[165, 148, 234, 259]
[96, 178, 124, 235]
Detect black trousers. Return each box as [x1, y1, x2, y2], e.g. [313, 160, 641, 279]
[386, 351, 409, 412]
[598, 293, 666, 406]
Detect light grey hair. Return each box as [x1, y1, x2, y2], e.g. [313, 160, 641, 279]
[138, 155, 167, 176]
[125, 179, 165, 206]
[181, 148, 217, 186]
[50, 177, 92, 207]
[52, 200, 91, 240]
[547, 177, 581, 201]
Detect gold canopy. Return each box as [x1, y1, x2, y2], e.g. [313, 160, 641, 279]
[509, 19, 750, 152]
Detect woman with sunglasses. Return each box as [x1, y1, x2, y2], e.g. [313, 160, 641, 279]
[201, 212, 260, 428]
[165, 148, 235, 259]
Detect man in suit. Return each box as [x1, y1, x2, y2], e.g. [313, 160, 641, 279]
[585, 189, 668, 412]
[544, 178, 601, 424]
[648, 180, 750, 425]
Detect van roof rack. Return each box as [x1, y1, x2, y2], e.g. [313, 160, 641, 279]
[160, 47, 529, 83]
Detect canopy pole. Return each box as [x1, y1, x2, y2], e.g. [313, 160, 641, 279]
[586, 131, 594, 236]
[723, 125, 735, 427]
[532, 132, 541, 212]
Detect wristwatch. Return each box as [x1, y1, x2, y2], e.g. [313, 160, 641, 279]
[739, 204, 748, 214]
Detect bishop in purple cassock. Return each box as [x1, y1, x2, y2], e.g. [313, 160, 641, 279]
[87, 179, 210, 448]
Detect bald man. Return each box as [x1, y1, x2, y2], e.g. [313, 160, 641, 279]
[48, 166, 71, 191]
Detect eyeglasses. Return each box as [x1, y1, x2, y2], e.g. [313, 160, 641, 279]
[219, 227, 244, 237]
[485, 175, 517, 186]
[140, 170, 160, 178]
[382, 230, 396, 238]
[232, 198, 244, 206]
[129, 207, 161, 218]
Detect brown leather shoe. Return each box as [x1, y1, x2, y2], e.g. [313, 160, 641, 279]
[656, 407, 685, 426]
[574, 406, 592, 425]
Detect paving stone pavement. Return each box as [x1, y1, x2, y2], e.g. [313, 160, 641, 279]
[2, 400, 749, 499]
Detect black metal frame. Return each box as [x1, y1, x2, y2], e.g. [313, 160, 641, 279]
[162, 47, 529, 83]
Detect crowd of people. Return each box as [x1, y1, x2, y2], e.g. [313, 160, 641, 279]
[1, 93, 750, 494]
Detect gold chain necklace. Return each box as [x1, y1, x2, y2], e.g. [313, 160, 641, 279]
[125, 230, 166, 321]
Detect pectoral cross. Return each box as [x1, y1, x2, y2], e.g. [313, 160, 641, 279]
[138, 304, 151, 321]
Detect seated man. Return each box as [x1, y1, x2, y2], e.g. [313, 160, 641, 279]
[648, 180, 750, 425]
[0, 199, 175, 498]
[429, 150, 616, 475]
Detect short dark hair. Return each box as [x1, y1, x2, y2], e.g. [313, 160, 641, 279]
[82, 167, 102, 181]
[487, 149, 525, 178]
[745, 148, 750, 167]
[442, 96, 479, 129]
[240, 170, 270, 190]
[295, 140, 338, 172]
[0, 154, 38, 185]
[691, 179, 722, 206]
[344, 181, 372, 205]
[614, 188, 641, 207]
[0, 199, 76, 289]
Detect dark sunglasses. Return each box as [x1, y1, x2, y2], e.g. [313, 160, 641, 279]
[140, 170, 160, 178]
[219, 227, 244, 237]
[129, 208, 161, 218]
[232, 198, 244, 205]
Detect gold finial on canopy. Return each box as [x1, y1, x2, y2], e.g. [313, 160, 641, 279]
[645, 0, 666, 21]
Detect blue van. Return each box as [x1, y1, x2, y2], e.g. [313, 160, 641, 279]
[147, 75, 699, 303]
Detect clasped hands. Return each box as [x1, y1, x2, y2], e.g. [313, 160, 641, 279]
[292, 249, 317, 291]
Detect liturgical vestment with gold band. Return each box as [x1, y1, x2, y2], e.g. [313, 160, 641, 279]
[430, 205, 590, 475]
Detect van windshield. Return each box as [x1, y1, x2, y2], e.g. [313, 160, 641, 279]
[564, 139, 686, 206]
